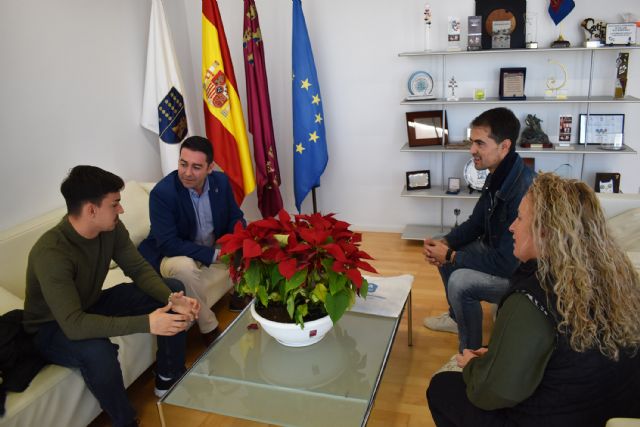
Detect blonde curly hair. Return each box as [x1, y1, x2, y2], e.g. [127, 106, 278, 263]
[528, 173, 640, 360]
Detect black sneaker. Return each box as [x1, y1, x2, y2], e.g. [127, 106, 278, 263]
[229, 293, 252, 312]
[154, 375, 178, 398]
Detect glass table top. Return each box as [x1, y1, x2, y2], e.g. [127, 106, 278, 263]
[160, 305, 404, 427]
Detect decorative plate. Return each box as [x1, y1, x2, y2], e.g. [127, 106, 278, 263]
[408, 71, 434, 96]
[463, 158, 488, 191]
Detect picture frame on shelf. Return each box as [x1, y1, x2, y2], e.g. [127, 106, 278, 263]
[499, 67, 526, 100]
[578, 113, 624, 146]
[406, 110, 448, 146]
[446, 177, 461, 194]
[475, 0, 526, 49]
[594, 172, 621, 193]
[559, 114, 572, 142]
[406, 170, 431, 191]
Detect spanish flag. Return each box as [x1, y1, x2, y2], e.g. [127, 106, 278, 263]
[202, 0, 255, 205]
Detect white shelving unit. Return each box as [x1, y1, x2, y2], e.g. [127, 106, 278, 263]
[399, 46, 639, 241]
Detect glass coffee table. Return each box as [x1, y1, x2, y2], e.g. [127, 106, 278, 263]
[158, 292, 410, 427]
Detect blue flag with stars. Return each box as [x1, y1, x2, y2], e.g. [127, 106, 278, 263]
[292, 0, 328, 212]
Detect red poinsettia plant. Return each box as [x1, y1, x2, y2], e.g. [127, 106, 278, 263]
[217, 210, 377, 327]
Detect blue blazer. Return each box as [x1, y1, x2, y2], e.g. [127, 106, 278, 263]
[138, 171, 245, 272]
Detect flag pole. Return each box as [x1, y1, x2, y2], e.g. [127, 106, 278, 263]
[312, 187, 318, 213]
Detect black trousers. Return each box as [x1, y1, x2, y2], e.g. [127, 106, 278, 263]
[427, 371, 506, 427]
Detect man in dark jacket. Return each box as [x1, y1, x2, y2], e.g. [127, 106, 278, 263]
[423, 107, 534, 352]
[138, 136, 245, 346]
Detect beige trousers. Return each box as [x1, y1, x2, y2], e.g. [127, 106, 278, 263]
[160, 256, 233, 333]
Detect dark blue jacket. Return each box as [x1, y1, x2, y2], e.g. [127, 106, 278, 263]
[445, 154, 534, 278]
[138, 171, 245, 272]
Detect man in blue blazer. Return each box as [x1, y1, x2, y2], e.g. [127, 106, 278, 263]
[139, 136, 245, 345]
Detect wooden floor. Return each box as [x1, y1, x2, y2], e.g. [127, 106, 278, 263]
[89, 231, 495, 427]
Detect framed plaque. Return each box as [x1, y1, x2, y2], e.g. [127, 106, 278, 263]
[406, 170, 431, 191]
[499, 67, 526, 100]
[475, 0, 526, 49]
[605, 23, 636, 45]
[559, 114, 572, 142]
[446, 177, 461, 194]
[406, 110, 448, 146]
[578, 114, 624, 145]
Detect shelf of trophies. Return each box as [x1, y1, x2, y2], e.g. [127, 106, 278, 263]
[400, 142, 637, 155]
[398, 42, 639, 241]
[398, 45, 640, 58]
[400, 95, 640, 106]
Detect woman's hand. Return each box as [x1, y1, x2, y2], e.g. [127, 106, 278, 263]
[456, 347, 488, 368]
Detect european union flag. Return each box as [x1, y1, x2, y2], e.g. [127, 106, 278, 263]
[292, 0, 328, 212]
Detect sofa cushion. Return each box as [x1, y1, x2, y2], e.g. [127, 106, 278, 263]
[0, 286, 23, 314]
[607, 208, 640, 252]
[118, 181, 151, 247]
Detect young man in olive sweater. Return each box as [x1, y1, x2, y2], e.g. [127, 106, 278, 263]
[22, 166, 200, 427]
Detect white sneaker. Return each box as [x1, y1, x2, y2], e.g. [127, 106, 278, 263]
[423, 312, 458, 334]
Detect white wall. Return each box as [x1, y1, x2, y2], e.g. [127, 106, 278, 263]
[0, 0, 162, 229]
[2, 0, 639, 232]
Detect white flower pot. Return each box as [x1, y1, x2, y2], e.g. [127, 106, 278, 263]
[250, 303, 334, 347]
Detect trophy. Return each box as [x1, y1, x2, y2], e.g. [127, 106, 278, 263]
[525, 13, 538, 48]
[581, 18, 606, 47]
[423, 4, 432, 51]
[614, 52, 629, 99]
[447, 76, 459, 101]
[447, 16, 461, 51]
[544, 59, 568, 99]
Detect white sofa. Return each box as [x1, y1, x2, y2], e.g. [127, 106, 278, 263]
[0, 181, 160, 427]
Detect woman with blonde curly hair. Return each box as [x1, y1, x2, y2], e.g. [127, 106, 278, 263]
[427, 172, 640, 427]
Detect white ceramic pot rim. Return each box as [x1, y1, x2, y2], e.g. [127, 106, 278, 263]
[250, 302, 330, 329]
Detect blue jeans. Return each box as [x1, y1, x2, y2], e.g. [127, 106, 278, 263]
[439, 241, 511, 353]
[32, 279, 187, 427]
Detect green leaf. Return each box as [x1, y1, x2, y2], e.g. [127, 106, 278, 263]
[274, 233, 289, 247]
[329, 273, 347, 296]
[359, 278, 369, 298]
[286, 294, 296, 319]
[244, 261, 261, 292]
[269, 263, 284, 290]
[325, 290, 350, 323]
[294, 304, 308, 327]
[256, 286, 268, 307]
[285, 269, 307, 295]
[269, 291, 282, 302]
[312, 283, 328, 303]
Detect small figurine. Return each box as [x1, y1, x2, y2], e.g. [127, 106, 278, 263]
[454, 208, 461, 227]
[424, 4, 432, 51]
[447, 76, 459, 101]
[519, 114, 552, 148]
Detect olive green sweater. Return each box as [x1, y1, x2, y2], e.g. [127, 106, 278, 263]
[23, 217, 170, 340]
[462, 293, 555, 410]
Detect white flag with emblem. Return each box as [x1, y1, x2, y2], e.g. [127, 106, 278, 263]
[141, 0, 189, 176]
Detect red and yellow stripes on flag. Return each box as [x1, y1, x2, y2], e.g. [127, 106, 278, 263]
[202, 0, 255, 204]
